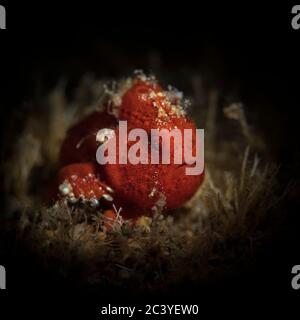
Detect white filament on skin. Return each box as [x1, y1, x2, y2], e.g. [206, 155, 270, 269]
[76, 132, 95, 149]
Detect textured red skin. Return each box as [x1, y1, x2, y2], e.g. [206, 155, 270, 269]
[53, 79, 204, 217]
[57, 162, 110, 200]
[103, 118, 204, 215]
[119, 80, 162, 132]
[59, 111, 117, 166]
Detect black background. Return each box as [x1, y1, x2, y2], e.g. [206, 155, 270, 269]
[0, 1, 299, 318]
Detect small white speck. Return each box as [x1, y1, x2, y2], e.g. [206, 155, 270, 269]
[96, 128, 115, 144]
[68, 197, 77, 204]
[148, 187, 157, 198]
[102, 194, 113, 201]
[106, 186, 114, 193]
[59, 180, 72, 196]
[90, 198, 99, 207]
